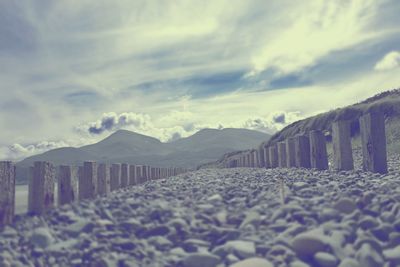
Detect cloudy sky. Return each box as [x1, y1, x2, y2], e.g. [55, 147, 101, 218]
[1, 0, 400, 160]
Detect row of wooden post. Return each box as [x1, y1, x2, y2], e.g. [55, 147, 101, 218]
[226, 111, 388, 174]
[0, 162, 187, 226]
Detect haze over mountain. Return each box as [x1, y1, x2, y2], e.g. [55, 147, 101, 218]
[15, 128, 270, 183]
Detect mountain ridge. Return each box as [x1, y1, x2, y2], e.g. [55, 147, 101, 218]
[16, 128, 270, 183]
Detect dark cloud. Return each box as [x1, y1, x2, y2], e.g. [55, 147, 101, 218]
[168, 132, 182, 142]
[87, 112, 151, 135]
[273, 113, 286, 124]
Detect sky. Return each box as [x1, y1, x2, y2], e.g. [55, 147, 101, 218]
[1, 0, 400, 161]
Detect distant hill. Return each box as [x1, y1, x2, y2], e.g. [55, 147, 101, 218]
[203, 88, 400, 168]
[16, 128, 270, 183]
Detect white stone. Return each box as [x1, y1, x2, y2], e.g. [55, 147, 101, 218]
[225, 240, 256, 259]
[230, 257, 273, 267]
[314, 252, 338, 267]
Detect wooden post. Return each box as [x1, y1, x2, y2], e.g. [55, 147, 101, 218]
[250, 151, 255, 167]
[29, 161, 55, 215]
[263, 146, 270, 168]
[28, 166, 34, 212]
[79, 161, 97, 200]
[142, 166, 148, 182]
[258, 146, 265, 168]
[295, 135, 311, 168]
[253, 150, 259, 167]
[277, 142, 287, 167]
[135, 166, 142, 183]
[110, 164, 120, 191]
[309, 130, 329, 170]
[58, 165, 78, 206]
[0, 161, 15, 226]
[129, 165, 136, 185]
[332, 120, 354, 170]
[120, 163, 129, 188]
[97, 163, 110, 196]
[360, 111, 387, 174]
[147, 166, 151, 179]
[269, 145, 278, 168]
[285, 137, 296, 167]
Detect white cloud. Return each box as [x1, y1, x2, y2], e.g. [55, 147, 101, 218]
[5, 141, 71, 161]
[249, 0, 379, 76]
[242, 111, 303, 134]
[374, 51, 400, 71]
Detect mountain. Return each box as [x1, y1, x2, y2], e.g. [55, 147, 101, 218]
[173, 128, 269, 151]
[15, 128, 270, 183]
[209, 88, 400, 168]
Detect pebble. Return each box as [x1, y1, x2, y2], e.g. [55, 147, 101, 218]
[224, 240, 256, 259]
[291, 229, 327, 257]
[313, 252, 338, 267]
[333, 198, 356, 214]
[229, 257, 273, 267]
[29, 227, 54, 248]
[1, 160, 400, 266]
[383, 245, 400, 265]
[182, 253, 220, 267]
[338, 258, 360, 267]
[355, 243, 384, 267]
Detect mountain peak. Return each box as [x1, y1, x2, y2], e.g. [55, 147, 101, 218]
[106, 129, 160, 141]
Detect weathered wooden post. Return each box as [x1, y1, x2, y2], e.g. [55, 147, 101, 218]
[110, 164, 121, 191]
[29, 161, 55, 215]
[294, 135, 311, 168]
[250, 150, 255, 167]
[269, 144, 278, 168]
[309, 130, 329, 170]
[332, 120, 354, 170]
[263, 146, 270, 168]
[151, 167, 156, 179]
[0, 161, 15, 226]
[285, 137, 296, 167]
[142, 166, 148, 182]
[98, 163, 110, 196]
[120, 163, 129, 188]
[258, 146, 265, 168]
[360, 111, 387, 174]
[253, 150, 259, 167]
[79, 161, 97, 200]
[129, 165, 136, 185]
[28, 166, 34, 212]
[278, 142, 287, 167]
[147, 166, 151, 179]
[135, 165, 142, 183]
[58, 165, 78, 206]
